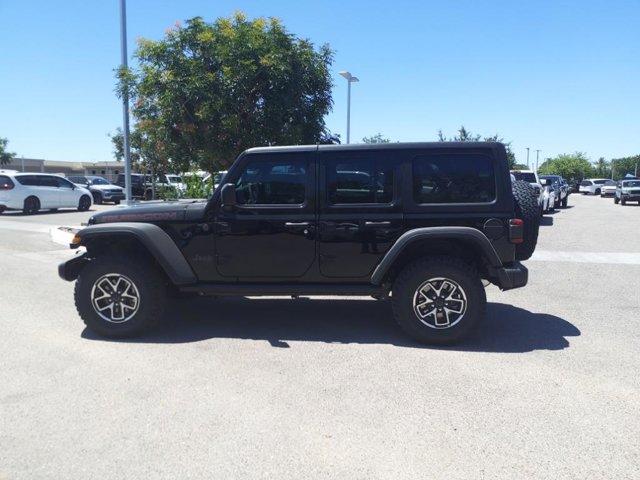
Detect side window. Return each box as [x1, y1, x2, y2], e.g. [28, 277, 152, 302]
[235, 157, 307, 205]
[413, 153, 495, 204]
[326, 157, 394, 204]
[56, 177, 74, 188]
[16, 175, 36, 186]
[37, 176, 59, 187]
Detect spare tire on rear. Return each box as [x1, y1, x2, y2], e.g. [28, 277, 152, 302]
[512, 180, 540, 261]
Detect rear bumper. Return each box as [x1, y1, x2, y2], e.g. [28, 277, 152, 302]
[494, 261, 528, 291]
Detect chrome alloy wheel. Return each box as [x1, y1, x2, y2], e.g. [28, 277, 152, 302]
[412, 277, 467, 329]
[90, 273, 141, 323]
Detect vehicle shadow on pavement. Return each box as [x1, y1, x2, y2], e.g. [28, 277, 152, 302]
[82, 298, 580, 352]
[540, 216, 554, 226]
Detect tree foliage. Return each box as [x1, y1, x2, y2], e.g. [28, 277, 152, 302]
[0, 137, 16, 166]
[118, 13, 336, 172]
[362, 133, 390, 144]
[437, 126, 517, 168]
[538, 152, 593, 181]
[593, 157, 611, 178]
[611, 155, 640, 179]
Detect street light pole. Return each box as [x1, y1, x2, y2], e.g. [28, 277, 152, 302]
[535, 149, 541, 172]
[119, 0, 132, 205]
[526, 147, 530, 169]
[339, 71, 359, 144]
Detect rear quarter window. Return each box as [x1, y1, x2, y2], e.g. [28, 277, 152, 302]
[0, 175, 14, 189]
[413, 153, 495, 204]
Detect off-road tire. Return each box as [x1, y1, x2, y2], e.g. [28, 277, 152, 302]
[23, 196, 40, 215]
[391, 256, 486, 344]
[74, 255, 167, 337]
[512, 180, 540, 261]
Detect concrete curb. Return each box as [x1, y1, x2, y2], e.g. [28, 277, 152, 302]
[50, 226, 81, 246]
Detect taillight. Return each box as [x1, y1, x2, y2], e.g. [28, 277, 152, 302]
[0, 182, 14, 190]
[509, 218, 524, 244]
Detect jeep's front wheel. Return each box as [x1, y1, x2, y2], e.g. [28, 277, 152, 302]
[391, 257, 486, 344]
[74, 255, 167, 337]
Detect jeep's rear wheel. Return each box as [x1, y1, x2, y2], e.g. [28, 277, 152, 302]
[74, 255, 167, 337]
[391, 257, 486, 344]
[512, 180, 540, 261]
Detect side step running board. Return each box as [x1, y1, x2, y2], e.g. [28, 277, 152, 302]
[179, 283, 384, 297]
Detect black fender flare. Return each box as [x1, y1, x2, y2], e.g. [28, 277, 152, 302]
[370, 226, 503, 285]
[69, 222, 197, 285]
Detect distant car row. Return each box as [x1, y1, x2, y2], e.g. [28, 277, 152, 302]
[511, 170, 570, 214]
[0, 169, 222, 214]
[0, 170, 93, 214]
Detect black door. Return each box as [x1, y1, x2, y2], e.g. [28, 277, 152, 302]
[318, 150, 404, 278]
[214, 151, 316, 279]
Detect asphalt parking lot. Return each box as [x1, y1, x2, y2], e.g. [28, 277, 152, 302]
[1, 194, 639, 479]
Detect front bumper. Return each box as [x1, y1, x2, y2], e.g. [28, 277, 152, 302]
[601, 190, 616, 196]
[494, 262, 528, 291]
[622, 194, 640, 201]
[102, 192, 125, 201]
[58, 252, 88, 281]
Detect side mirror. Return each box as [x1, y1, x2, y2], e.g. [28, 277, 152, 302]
[220, 183, 237, 208]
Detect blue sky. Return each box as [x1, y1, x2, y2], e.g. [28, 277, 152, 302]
[1, 0, 638, 165]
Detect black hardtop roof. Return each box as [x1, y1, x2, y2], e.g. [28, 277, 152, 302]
[245, 141, 505, 155]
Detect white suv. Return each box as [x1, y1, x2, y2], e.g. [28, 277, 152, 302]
[0, 172, 92, 214]
[579, 178, 608, 195]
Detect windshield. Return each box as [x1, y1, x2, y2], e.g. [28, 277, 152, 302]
[622, 180, 640, 187]
[512, 171, 537, 183]
[90, 178, 109, 185]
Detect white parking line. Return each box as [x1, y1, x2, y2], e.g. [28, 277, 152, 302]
[530, 250, 640, 265]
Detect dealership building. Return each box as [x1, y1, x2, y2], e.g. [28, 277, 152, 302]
[2, 158, 125, 183]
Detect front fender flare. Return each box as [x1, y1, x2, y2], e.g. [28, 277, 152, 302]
[370, 226, 502, 285]
[72, 222, 197, 285]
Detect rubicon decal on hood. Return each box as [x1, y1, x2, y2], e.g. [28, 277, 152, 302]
[98, 211, 180, 223]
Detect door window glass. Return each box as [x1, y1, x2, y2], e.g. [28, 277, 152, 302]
[37, 176, 59, 187]
[235, 157, 307, 205]
[413, 153, 495, 204]
[55, 177, 74, 188]
[326, 157, 394, 204]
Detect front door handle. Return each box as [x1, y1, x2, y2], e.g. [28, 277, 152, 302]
[285, 222, 310, 227]
[364, 221, 391, 227]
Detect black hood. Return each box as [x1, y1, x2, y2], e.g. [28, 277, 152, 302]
[88, 200, 207, 225]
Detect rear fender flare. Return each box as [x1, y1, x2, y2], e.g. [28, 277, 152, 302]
[370, 227, 502, 285]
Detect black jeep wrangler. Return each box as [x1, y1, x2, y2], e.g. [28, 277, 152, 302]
[59, 142, 539, 344]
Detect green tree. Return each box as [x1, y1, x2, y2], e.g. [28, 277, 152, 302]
[118, 13, 335, 173]
[593, 157, 611, 178]
[0, 137, 16, 166]
[362, 133, 390, 144]
[538, 152, 594, 182]
[437, 126, 517, 168]
[610, 155, 640, 180]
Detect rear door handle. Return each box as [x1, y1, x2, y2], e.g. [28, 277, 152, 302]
[285, 222, 310, 227]
[364, 221, 391, 227]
